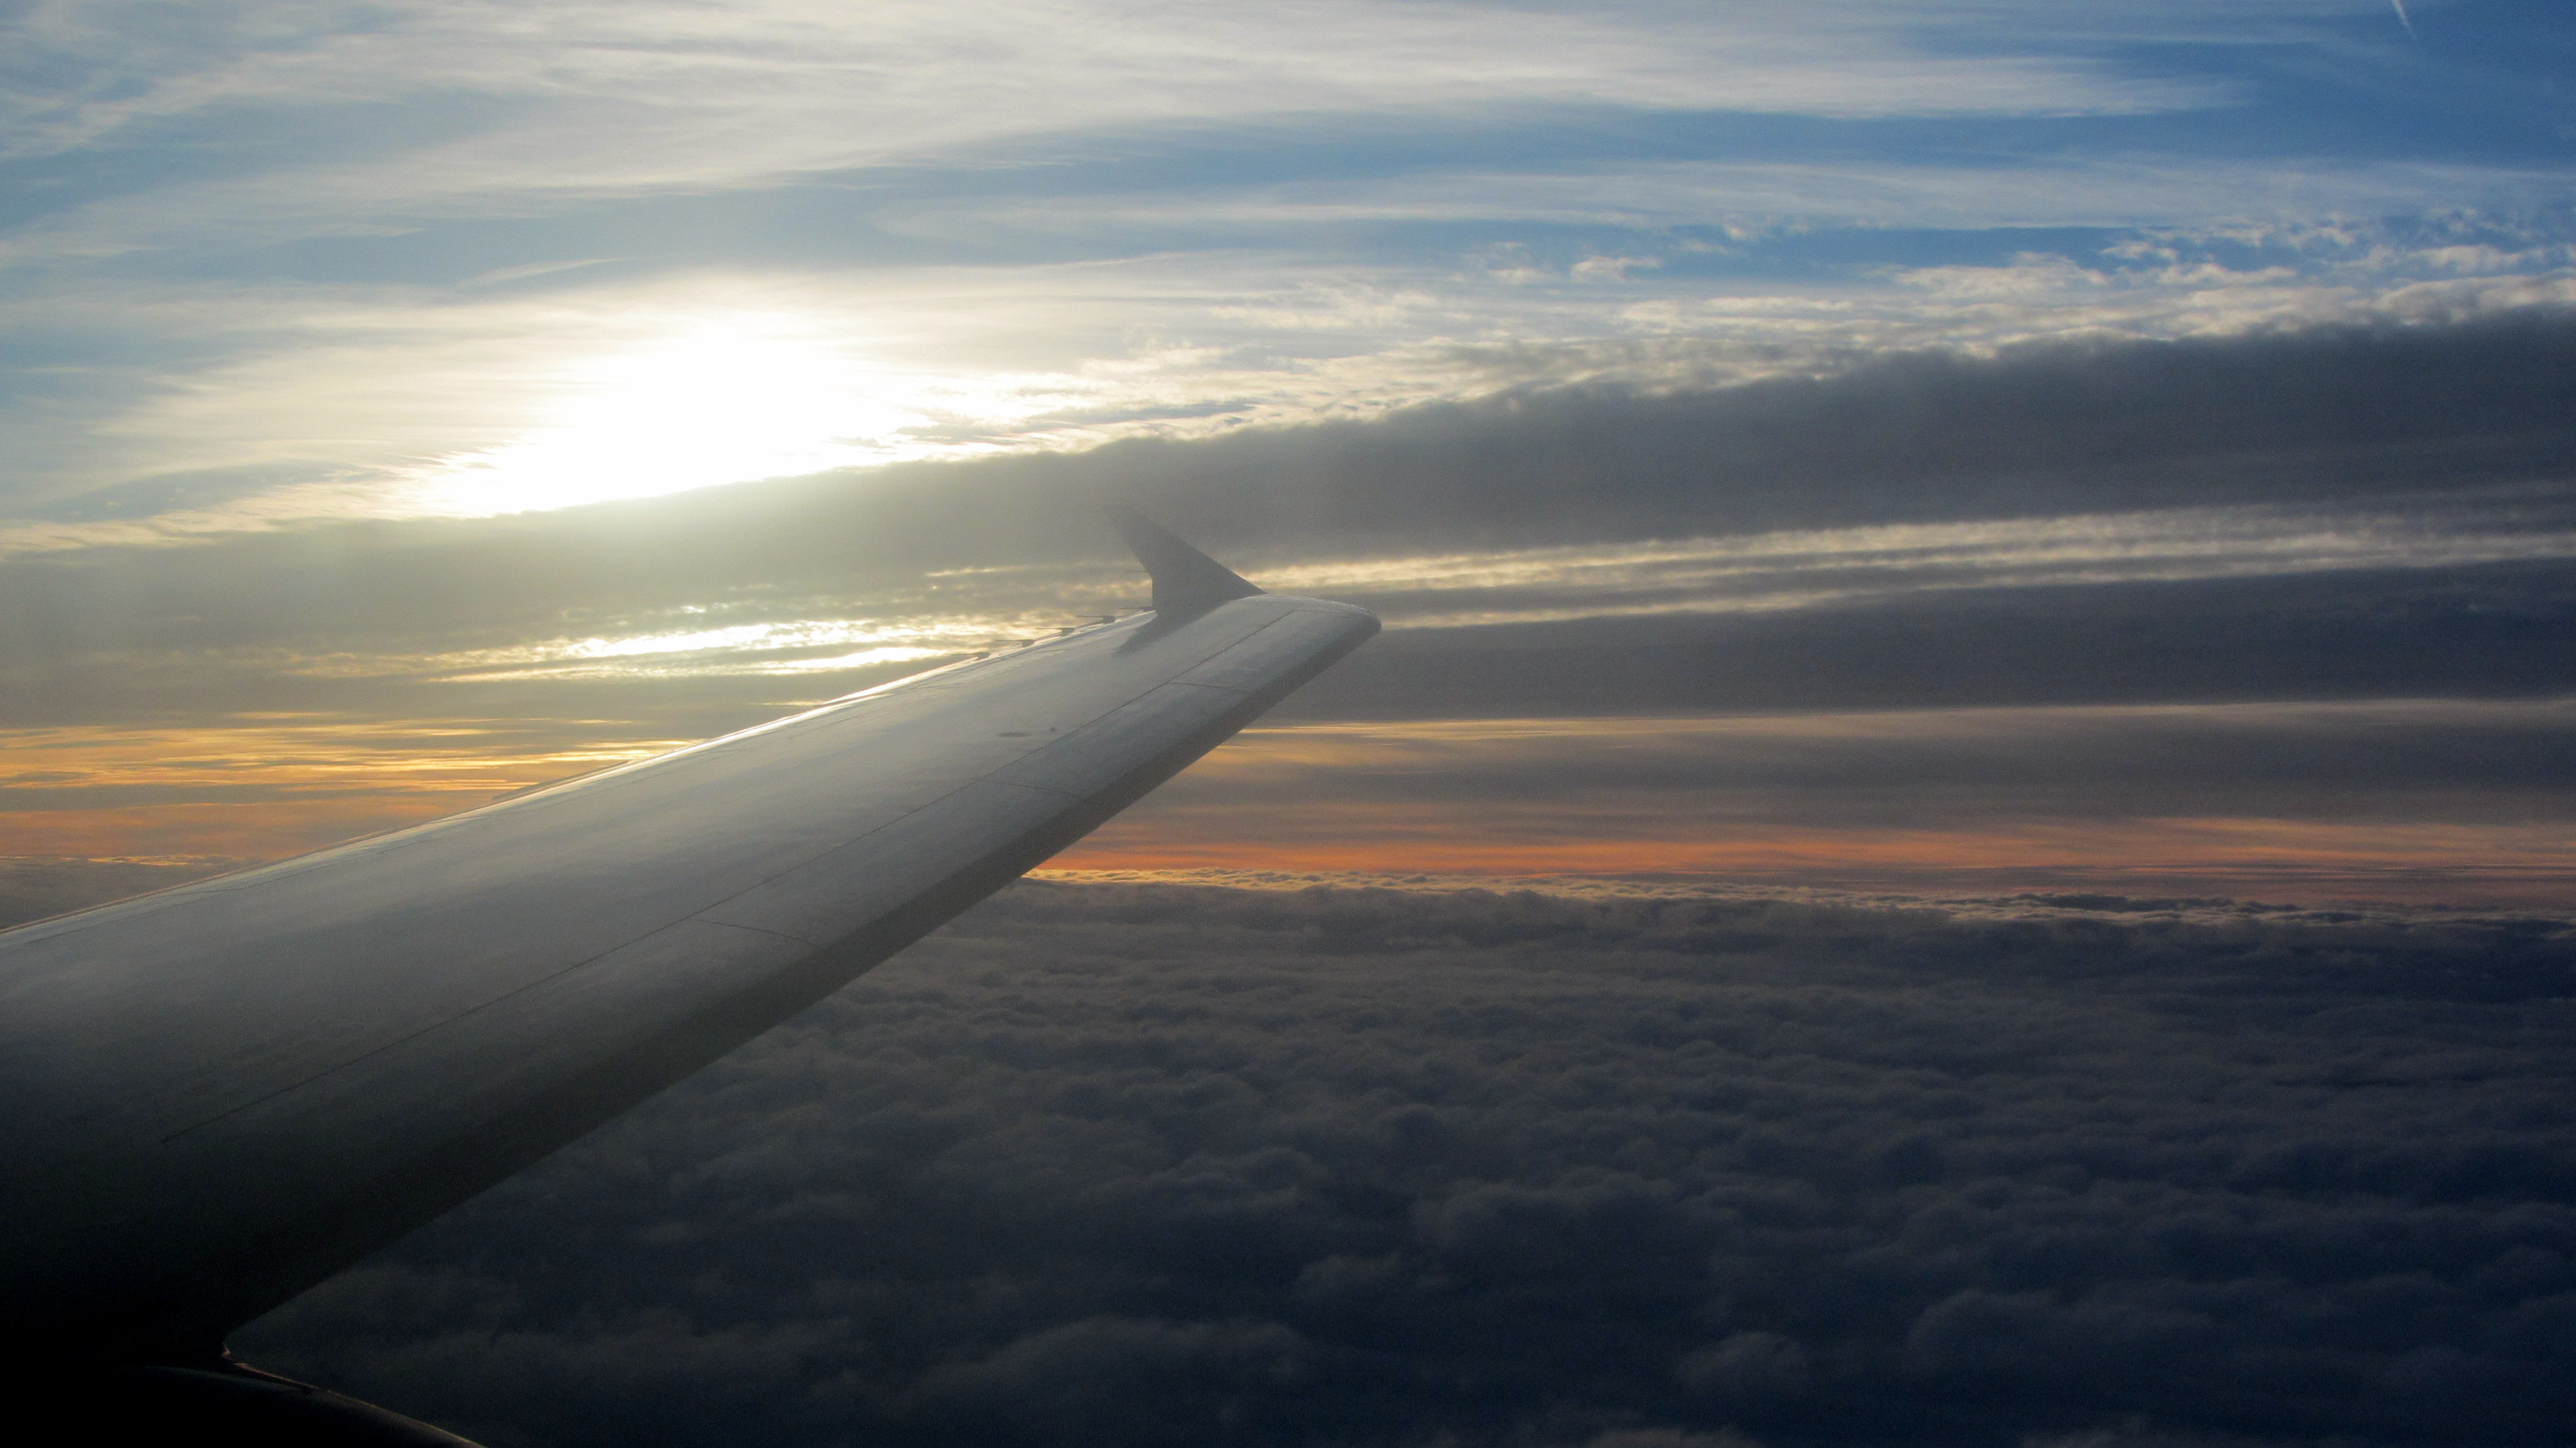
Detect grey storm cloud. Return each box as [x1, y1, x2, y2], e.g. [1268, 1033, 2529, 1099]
[204, 877, 2576, 1448]
[1276, 563, 2576, 721]
[5, 305, 2576, 670]
[1151, 698, 2576, 830]
[6, 309, 2575, 733]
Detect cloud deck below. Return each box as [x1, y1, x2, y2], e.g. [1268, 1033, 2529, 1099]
[223, 876, 2576, 1448]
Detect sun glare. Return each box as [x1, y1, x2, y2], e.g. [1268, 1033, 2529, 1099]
[403, 323, 935, 516]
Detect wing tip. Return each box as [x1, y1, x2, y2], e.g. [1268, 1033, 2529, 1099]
[1106, 506, 1265, 618]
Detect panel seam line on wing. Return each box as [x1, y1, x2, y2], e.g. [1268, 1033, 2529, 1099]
[155, 915, 790, 1145]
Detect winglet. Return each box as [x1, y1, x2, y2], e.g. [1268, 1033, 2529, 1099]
[1108, 506, 1265, 618]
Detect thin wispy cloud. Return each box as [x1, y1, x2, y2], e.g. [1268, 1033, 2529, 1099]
[4, 0, 2565, 537]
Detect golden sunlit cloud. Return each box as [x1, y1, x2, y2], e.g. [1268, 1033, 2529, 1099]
[0, 715, 676, 858]
[265, 612, 1082, 683]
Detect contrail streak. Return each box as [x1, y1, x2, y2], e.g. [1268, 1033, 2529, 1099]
[2391, 0, 2417, 37]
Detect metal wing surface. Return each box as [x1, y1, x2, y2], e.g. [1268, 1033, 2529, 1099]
[0, 529, 1375, 1369]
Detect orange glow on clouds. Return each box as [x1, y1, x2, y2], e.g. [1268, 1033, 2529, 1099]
[1050, 808, 2576, 907]
[1, 715, 669, 859]
[10, 710, 2573, 910]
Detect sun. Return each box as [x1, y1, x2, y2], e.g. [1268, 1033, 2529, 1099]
[404, 321, 925, 516]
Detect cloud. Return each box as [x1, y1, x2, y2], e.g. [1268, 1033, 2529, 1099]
[5, 1, 2568, 536]
[9, 240, 2568, 537]
[1043, 699, 2576, 905]
[1276, 559, 2576, 720]
[223, 875, 2576, 1447]
[17, 311, 2569, 703]
[0, 0, 2241, 296]
[1088, 691, 2576, 819]
[914, 158, 2575, 240]
[6, 312, 2571, 864]
[14, 309, 2576, 629]
[6, 1, 2217, 169]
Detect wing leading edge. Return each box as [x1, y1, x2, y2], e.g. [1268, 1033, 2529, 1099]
[0, 518, 1376, 1384]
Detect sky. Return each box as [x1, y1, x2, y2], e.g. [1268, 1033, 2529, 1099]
[5, 1, 2576, 1443]
[5, 0, 2575, 904]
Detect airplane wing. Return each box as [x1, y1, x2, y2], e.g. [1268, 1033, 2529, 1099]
[0, 511, 1374, 1441]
